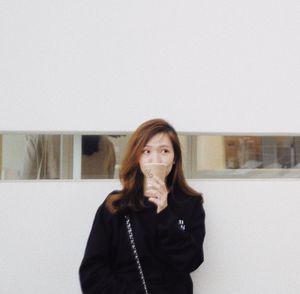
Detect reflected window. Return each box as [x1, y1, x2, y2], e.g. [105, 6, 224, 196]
[1, 133, 300, 180]
[193, 136, 300, 178]
[1, 134, 73, 180]
[22, 134, 61, 179]
[81, 135, 116, 179]
[224, 136, 262, 169]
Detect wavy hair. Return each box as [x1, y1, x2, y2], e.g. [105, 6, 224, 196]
[106, 118, 202, 212]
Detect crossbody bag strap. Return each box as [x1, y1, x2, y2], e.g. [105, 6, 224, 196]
[124, 215, 149, 294]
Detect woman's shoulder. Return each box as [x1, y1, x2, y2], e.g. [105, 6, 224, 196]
[90, 191, 123, 229]
[171, 190, 204, 213]
[93, 190, 122, 222]
[173, 189, 203, 204]
[171, 192, 205, 223]
[103, 190, 123, 214]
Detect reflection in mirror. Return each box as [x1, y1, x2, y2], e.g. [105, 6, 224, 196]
[81, 135, 116, 179]
[23, 134, 61, 179]
[2, 134, 33, 179]
[1, 134, 73, 180]
[194, 136, 300, 178]
[1, 133, 300, 180]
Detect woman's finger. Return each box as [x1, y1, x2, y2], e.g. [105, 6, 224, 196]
[147, 176, 167, 191]
[144, 189, 159, 198]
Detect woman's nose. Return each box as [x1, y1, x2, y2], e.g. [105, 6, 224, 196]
[150, 152, 160, 163]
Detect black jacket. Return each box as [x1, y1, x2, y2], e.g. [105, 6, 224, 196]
[79, 191, 205, 294]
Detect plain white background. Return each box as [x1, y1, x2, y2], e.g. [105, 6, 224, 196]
[1, 1, 300, 293]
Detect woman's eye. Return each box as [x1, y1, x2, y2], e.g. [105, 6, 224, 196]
[161, 149, 169, 153]
[143, 150, 150, 154]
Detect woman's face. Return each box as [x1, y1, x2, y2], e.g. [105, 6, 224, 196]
[139, 132, 175, 175]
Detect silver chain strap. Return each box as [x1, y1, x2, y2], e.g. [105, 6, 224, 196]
[124, 215, 149, 294]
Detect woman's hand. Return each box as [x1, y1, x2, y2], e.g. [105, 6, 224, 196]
[144, 175, 168, 214]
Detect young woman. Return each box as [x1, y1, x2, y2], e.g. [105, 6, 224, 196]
[79, 118, 206, 294]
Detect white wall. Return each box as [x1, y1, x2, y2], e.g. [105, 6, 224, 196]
[1, 1, 300, 294]
[1, 180, 300, 294]
[1, 0, 299, 133]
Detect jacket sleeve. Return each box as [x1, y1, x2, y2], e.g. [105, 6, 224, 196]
[79, 203, 128, 294]
[156, 196, 206, 274]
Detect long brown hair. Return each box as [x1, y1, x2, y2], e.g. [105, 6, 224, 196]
[106, 118, 202, 212]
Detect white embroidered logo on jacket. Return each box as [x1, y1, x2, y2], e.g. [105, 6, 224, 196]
[178, 219, 186, 231]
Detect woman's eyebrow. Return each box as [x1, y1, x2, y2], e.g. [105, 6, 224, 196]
[144, 144, 171, 148]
